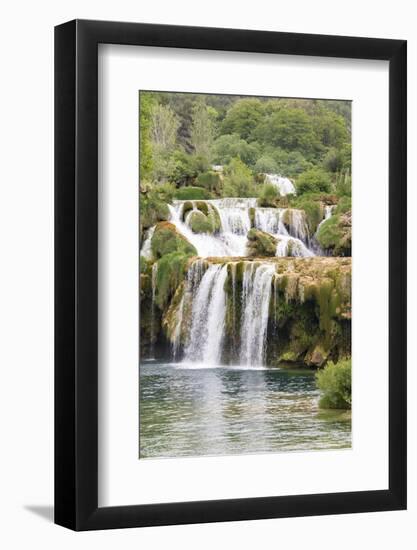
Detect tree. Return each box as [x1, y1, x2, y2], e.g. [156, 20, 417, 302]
[139, 92, 156, 181]
[296, 167, 332, 194]
[150, 103, 179, 152]
[190, 98, 214, 158]
[222, 158, 255, 197]
[221, 98, 265, 141]
[211, 134, 259, 166]
[254, 108, 318, 154]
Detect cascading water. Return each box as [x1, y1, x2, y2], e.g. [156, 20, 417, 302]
[169, 199, 315, 258]
[240, 263, 276, 366]
[264, 174, 296, 196]
[140, 225, 155, 260]
[184, 264, 228, 364]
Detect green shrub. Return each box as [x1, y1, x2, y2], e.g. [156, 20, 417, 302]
[254, 155, 277, 174]
[336, 195, 351, 214]
[316, 358, 351, 409]
[258, 182, 279, 207]
[223, 157, 255, 197]
[196, 171, 222, 193]
[296, 167, 332, 195]
[290, 193, 323, 233]
[173, 186, 213, 200]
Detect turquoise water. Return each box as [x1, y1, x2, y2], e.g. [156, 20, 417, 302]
[139, 360, 351, 459]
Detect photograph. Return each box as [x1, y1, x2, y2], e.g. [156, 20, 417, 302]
[139, 91, 352, 459]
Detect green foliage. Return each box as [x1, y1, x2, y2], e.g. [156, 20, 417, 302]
[190, 98, 214, 158]
[196, 170, 222, 193]
[139, 92, 156, 180]
[173, 186, 213, 200]
[154, 252, 191, 309]
[247, 228, 277, 256]
[140, 182, 175, 229]
[187, 210, 214, 234]
[221, 98, 265, 140]
[335, 171, 352, 197]
[254, 155, 277, 174]
[316, 359, 351, 409]
[211, 134, 259, 166]
[151, 222, 197, 259]
[255, 108, 319, 154]
[222, 158, 255, 197]
[258, 182, 280, 207]
[273, 149, 313, 177]
[336, 195, 351, 214]
[291, 193, 324, 233]
[316, 213, 351, 256]
[296, 167, 332, 195]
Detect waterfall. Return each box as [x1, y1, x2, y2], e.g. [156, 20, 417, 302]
[316, 204, 336, 234]
[172, 295, 184, 359]
[184, 264, 228, 365]
[254, 208, 288, 235]
[140, 226, 155, 260]
[264, 174, 296, 196]
[276, 235, 314, 257]
[240, 263, 275, 366]
[149, 262, 158, 358]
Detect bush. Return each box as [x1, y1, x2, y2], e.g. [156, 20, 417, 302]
[211, 134, 260, 166]
[258, 182, 279, 207]
[140, 182, 175, 229]
[254, 155, 277, 174]
[196, 170, 222, 194]
[296, 167, 332, 194]
[291, 193, 324, 233]
[222, 158, 255, 197]
[173, 186, 213, 200]
[336, 195, 351, 214]
[316, 358, 351, 409]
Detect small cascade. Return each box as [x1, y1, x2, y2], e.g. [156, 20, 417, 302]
[264, 174, 296, 196]
[284, 209, 310, 243]
[140, 226, 155, 260]
[149, 262, 158, 358]
[172, 295, 185, 359]
[184, 264, 228, 364]
[276, 235, 314, 257]
[316, 204, 336, 234]
[254, 208, 288, 235]
[240, 263, 275, 366]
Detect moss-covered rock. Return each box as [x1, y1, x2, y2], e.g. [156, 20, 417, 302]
[316, 210, 351, 256]
[151, 221, 197, 259]
[247, 228, 277, 256]
[187, 210, 213, 234]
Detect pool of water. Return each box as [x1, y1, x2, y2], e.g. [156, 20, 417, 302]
[139, 360, 351, 459]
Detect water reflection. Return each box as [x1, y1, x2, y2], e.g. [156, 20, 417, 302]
[139, 361, 351, 459]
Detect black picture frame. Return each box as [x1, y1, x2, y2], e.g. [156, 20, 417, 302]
[55, 19, 407, 531]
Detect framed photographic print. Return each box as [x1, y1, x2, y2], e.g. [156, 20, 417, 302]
[55, 20, 407, 530]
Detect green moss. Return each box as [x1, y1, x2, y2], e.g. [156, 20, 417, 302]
[188, 210, 213, 234]
[316, 212, 351, 256]
[173, 186, 213, 200]
[248, 207, 256, 228]
[247, 228, 277, 256]
[154, 252, 191, 309]
[151, 222, 197, 259]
